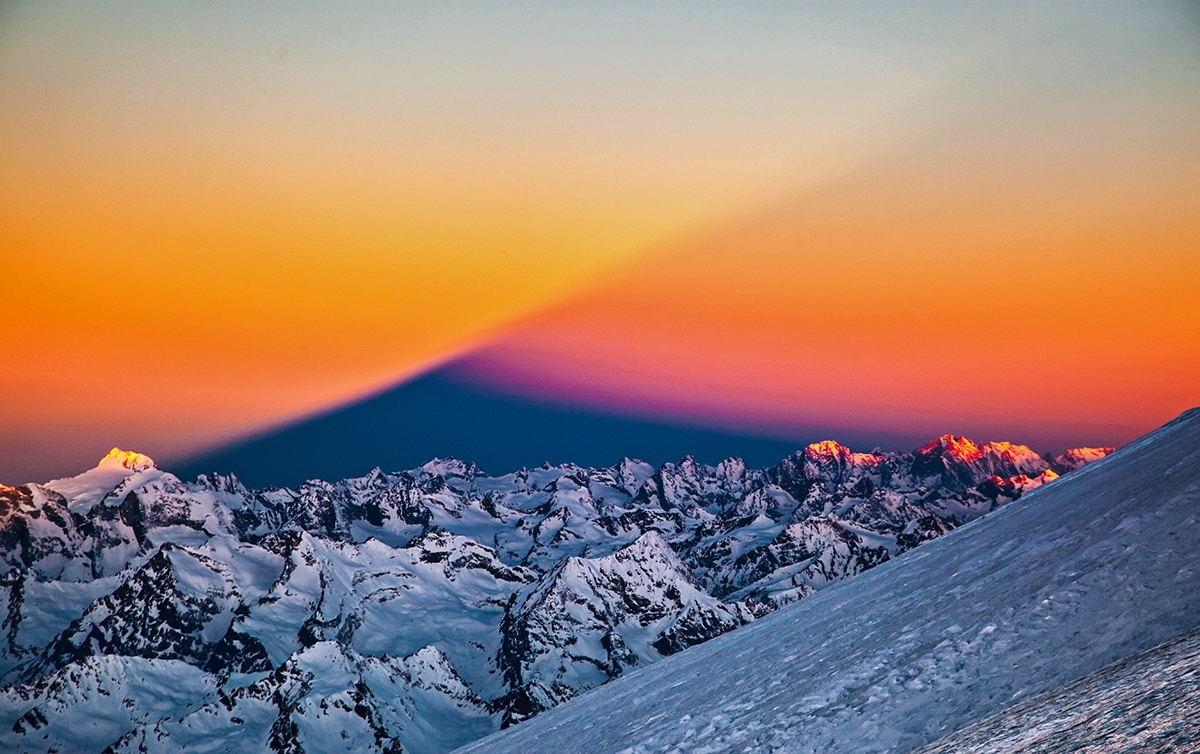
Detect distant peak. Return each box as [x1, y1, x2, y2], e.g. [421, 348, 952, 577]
[97, 447, 155, 472]
[419, 458, 478, 478]
[920, 435, 982, 461]
[979, 440, 1041, 461]
[1062, 446, 1115, 460]
[806, 440, 849, 457]
[1055, 446, 1116, 471]
[804, 440, 882, 467]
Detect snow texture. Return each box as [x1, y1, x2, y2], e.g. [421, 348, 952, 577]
[915, 624, 1200, 753]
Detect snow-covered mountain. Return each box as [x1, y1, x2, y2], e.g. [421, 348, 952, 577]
[457, 408, 1200, 754]
[0, 433, 1115, 752]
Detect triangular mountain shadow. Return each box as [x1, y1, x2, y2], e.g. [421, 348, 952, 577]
[172, 362, 897, 488]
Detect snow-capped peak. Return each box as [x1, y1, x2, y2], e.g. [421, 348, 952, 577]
[920, 434, 982, 461]
[44, 448, 162, 515]
[612, 530, 685, 571]
[805, 440, 850, 458]
[1055, 446, 1116, 472]
[419, 457, 480, 479]
[804, 440, 882, 468]
[97, 448, 155, 473]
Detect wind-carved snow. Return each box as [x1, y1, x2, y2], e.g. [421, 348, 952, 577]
[458, 408, 1200, 754]
[915, 625, 1200, 753]
[0, 433, 1120, 752]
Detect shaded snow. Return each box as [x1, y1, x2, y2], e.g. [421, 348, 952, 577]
[0, 655, 216, 753]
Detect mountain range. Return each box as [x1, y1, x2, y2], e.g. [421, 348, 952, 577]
[0, 432, 1121, 752]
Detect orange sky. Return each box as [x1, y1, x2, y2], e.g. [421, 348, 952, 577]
[452, 14, 1200, 450]
[456, 118, 1200, 448]
[2, 2, 1198, 481]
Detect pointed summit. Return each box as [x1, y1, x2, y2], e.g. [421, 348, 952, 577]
[43, 447, 161, 515]
[805, 439, 851, 458]
[96, 448, 155, 473]
[918, 434, 983, 462]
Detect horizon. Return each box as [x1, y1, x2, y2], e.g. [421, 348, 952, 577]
[38, 410, 1131, 491]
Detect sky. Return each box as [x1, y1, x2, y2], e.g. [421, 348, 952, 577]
[2, 2, 1198, 483]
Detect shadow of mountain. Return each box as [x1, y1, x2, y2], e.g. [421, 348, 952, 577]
[171, 365, 878, 487]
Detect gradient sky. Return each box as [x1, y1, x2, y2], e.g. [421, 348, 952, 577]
[2, 2, 1198, 483]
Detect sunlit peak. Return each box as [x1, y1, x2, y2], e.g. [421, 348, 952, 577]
[97, 447, 155, 473]
[923, 435, 983, 462]
[805, 440, 849, 458]
[980, 441, 1041, 463]
[1060, 447, 1116, 465]
[804, 440, 882, 466]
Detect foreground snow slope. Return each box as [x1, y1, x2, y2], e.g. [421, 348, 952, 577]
[915, 625, 1200, 753]
[459, 408, 1200, 754]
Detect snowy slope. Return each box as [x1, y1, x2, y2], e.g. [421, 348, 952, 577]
[459, 408, 1200, 754]
[915, 625, 1200, 753]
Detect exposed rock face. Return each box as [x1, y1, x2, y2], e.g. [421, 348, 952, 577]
[27, 544, 241, 682]
[496, 532, 753, 726]
[0, 439, 1112, 752]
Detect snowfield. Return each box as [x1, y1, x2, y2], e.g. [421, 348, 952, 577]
[459, 408, 1200, 753]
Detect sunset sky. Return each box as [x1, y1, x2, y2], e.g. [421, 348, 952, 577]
[2, 2, 1198, 483]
